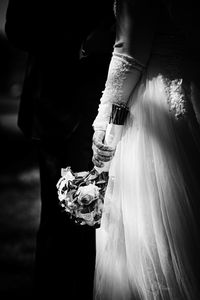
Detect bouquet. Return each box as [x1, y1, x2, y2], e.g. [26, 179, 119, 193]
[57, 167, 108, 227]
[56, 103, 129, 227]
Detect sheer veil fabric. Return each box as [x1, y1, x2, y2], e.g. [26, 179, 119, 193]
[94, 32, 200, 299]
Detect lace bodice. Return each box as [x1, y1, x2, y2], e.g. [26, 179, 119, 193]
[113, 0, 117, 17]
[151, 32, 191, 121]
[112, 0, 194, 122]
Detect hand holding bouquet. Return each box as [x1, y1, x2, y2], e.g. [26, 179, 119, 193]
[56, 51, 144, 227]
[57, 167, 108, 227]
[92, 103, 129, 173]
[56, 103, 129, 227]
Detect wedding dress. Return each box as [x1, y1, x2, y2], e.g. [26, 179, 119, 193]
[93, 2, 200, 300]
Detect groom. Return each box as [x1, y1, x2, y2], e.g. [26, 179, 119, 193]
[5, 0, 115, 299]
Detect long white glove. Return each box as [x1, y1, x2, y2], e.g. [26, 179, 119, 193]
[93, 51, 145, 131]
[92, 50, 145, 169]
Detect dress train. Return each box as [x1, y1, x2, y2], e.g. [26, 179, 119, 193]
[94, 53, 200, 300]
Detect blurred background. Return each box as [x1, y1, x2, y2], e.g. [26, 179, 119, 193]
[0, 1, 41, 298]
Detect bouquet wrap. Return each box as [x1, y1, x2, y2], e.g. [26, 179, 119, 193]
[95, 103, 129, 173]
[56, 103, 129, 227]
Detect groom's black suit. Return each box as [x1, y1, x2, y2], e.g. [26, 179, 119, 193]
[5, 1, 115, 299]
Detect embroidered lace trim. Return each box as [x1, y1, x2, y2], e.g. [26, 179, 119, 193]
[113, 0, 117, 17]
[164, 78, 188, 120]
[105, 53, 144, 103]
[161, 55, 190, 120]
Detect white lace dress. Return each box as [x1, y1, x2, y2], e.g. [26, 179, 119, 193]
[94, 31, 200, 300]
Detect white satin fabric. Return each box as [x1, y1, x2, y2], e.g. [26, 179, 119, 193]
[94, 50, 200, 299]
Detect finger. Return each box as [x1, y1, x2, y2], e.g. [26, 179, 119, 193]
[92, 131, 105, 144]
[92, 147, 114, 163]
[93, 139, 115, 152]
[96, 153, 114, 162]
[92, 143, 115, 157]
[92, 131, 115, 152]
[95, 148, 114, 162]
[93, 130, 105, 140]
[97, 147, 115, 157]
[92, 155, 104, 168]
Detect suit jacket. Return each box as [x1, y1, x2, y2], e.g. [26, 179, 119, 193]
[5, 0, 115, 142]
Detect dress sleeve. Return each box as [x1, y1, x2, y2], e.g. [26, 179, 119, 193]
[114, 0, 160, 63]
[92, 0, 160, 131]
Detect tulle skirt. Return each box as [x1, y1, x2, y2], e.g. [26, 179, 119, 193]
[94, 54, 200, 300]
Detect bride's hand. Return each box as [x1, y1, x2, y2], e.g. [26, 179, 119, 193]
[92, 130, 115, 168]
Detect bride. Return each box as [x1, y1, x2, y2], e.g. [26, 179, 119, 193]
[92, 0, 200, 299]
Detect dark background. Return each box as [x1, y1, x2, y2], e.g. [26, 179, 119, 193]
[0, 0, 41, 298]
[0, 1, 115, 298]
[1, 0, 200, 299]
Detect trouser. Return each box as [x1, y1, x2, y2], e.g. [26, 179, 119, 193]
[33, 121, 96, 299]
[28, 53, 112, 299]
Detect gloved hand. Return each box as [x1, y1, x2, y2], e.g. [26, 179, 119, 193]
[92, 51, 145, 171]
[92, 130, 115, 168]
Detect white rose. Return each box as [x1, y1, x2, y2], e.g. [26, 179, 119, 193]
[61, 167, 75, 182]
[77, 183, 100, 205]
